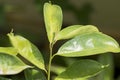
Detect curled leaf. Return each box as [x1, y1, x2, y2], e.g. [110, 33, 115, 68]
[7, 33, 46, 72]
[44, 2, 63, 43]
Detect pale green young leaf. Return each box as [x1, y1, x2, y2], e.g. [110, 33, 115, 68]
[56, 32, 120, 57]
[55, 25, 99, 41]
[0, 47, 18, 55]
[55, 59, 106, 80]
[0, 53, 31, 75]
[44, 2, 63, 43]
[7, 33, 46, 72]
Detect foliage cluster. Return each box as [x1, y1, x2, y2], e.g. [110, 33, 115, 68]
[0, 2, 120, 80]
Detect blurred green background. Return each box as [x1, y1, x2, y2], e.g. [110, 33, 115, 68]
[0, 0, 120, 79]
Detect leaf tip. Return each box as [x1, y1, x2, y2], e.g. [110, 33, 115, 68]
[7, 29, 14, 37]
[101, 64, 109, 69]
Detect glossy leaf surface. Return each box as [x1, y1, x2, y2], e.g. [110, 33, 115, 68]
[0, 47, 17, 55]
[0, 53, 31, 75]
[44, 2, 63, 43]
[56, 32, 120, 57]
[55, 25, 99, 41]
[8, 33, 46, 71]
[55, 59, 105, 80]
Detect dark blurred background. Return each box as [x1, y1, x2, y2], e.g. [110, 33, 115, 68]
[0, 0, 120, 79]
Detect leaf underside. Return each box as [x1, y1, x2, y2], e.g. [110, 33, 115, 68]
[55, 25, 99, 41]
[0, 47, 18, 55]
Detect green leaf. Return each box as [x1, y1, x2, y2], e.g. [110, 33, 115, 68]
[7, 33, 46, 72]
[0, 47, 18, 55]
[0, 76, 11, 80]
[11, 74, 26, 80]
[44, 2, 63, 43]
[0, 53, 31, 75]
[56, 32, 120, 57]
[55, 25, 99, 41]
[97, 53, 114, 80]
[24, 68, 47, 80]
[56, 78, 88, 80]
[51, 65, 66, 75]
[55, 59, 106, 80]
